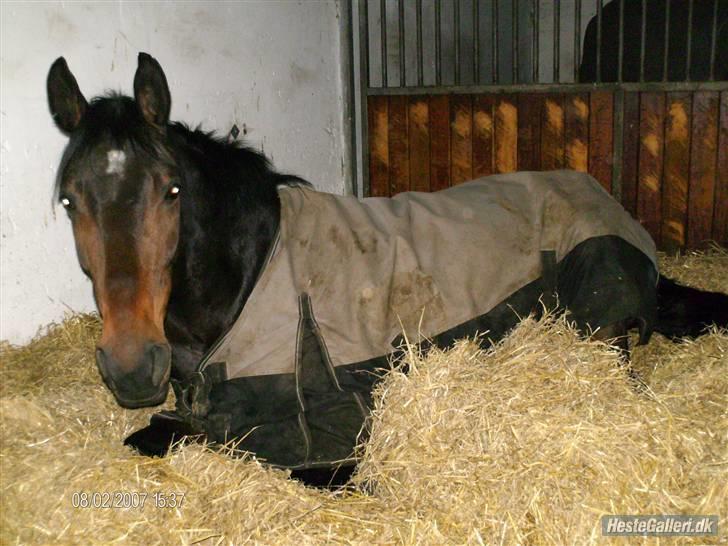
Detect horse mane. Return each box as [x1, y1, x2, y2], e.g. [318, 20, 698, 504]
[168, 122, 308, 192]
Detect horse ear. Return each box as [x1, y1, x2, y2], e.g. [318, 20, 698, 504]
[47, 57, 88, 134]
[133, 52, 171, 127]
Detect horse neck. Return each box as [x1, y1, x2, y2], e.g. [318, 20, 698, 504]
[166, 132, 282, 362]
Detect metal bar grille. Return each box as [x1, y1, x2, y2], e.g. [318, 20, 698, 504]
[356, 0, 370, 197]
[617, 0, 624, 83]
[492, 0, 499, 83]
[639, 0, 646, 82]
[361, 0, 726, 90]
[416, 0, 423, 86]
[398, 0, 405, 85]
[574, 0, 581, 82]
[533, 0, 539, 83]
[709, 0, 718, 81]
[685, 0, 694, 82]
[435, 0, 441, 86]
[553, 0, 560, 83]
[662, 0, 670, 83]
[512, 0, 518, 84]
[596, 0, 602, 83]
[380, 0, 387, 87]
[454, 0, 460, 84]
[473, 0, 479, 84]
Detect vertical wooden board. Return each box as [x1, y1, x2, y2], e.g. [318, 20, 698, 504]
[662, 93, 691, 252]
[564, 94, 590, 172]
[541, 94, 565, 171]
[687, 92, 719, 249]
[367, 96, 389, 197]
[388, 95, 409, 196]
[408, 97, 431, 192]
[713, 92, 728, 246]
[473, 95, 495, 178]
[517, 94, 542, 172]
[637, 93, 665, 244]
[589, 91, 614, 193]
[429, 95, 451, 192]
[495, 95, 518, 174]
[450, 95, 473, 184]
[621, 92, 641, 216]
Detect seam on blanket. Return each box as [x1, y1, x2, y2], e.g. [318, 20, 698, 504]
[304, 293, 369, 421]
[303, 294, 343, 392]
[294, 294, 312, 465]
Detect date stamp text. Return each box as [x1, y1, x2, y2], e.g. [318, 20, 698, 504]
[71, 491, 185, 509]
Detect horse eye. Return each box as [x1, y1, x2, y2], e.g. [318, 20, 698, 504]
[59, 196, 74, 210]
[166, 183, 181, 200]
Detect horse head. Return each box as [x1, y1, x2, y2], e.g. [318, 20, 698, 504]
[48, 53, 179, 408]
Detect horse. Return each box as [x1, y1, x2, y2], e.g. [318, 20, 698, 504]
[47, 53, 728, 485]
[578, 0, 727, 83]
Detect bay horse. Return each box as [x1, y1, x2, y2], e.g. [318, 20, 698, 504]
[48, 53, 304, 409]
[47, 53, 727, 484]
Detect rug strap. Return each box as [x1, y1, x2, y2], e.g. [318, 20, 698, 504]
[541, 250, 558, 311]
[171, 362, 227, 423]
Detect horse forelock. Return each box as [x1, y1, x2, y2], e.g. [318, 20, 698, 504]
[54, 93, 173, 199]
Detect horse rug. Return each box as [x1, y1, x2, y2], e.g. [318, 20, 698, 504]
[168, 169, 658, 469]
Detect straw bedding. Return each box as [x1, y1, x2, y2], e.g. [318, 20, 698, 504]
[1, 250, 726, 545]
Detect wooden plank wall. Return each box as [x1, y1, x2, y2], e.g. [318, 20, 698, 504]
[368, 91, 727, 250]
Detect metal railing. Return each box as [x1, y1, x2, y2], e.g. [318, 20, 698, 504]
[358, 0, 726, 91]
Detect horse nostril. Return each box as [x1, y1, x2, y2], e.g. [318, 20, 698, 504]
[148, 343, 171, 387]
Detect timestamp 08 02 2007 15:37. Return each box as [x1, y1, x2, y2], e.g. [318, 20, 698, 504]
[70, 490, 186, 509]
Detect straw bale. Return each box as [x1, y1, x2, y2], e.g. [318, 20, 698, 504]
[1, 251, 726, 545]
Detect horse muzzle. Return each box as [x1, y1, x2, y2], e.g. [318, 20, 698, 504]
[95, 342, 171, 408]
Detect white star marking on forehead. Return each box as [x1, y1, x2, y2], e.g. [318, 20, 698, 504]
[106, 150, 126, 175]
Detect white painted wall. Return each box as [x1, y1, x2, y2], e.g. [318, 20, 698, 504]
[0, 0, 349, 344]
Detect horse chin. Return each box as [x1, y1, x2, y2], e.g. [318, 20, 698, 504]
[113, 384, 169, 409]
